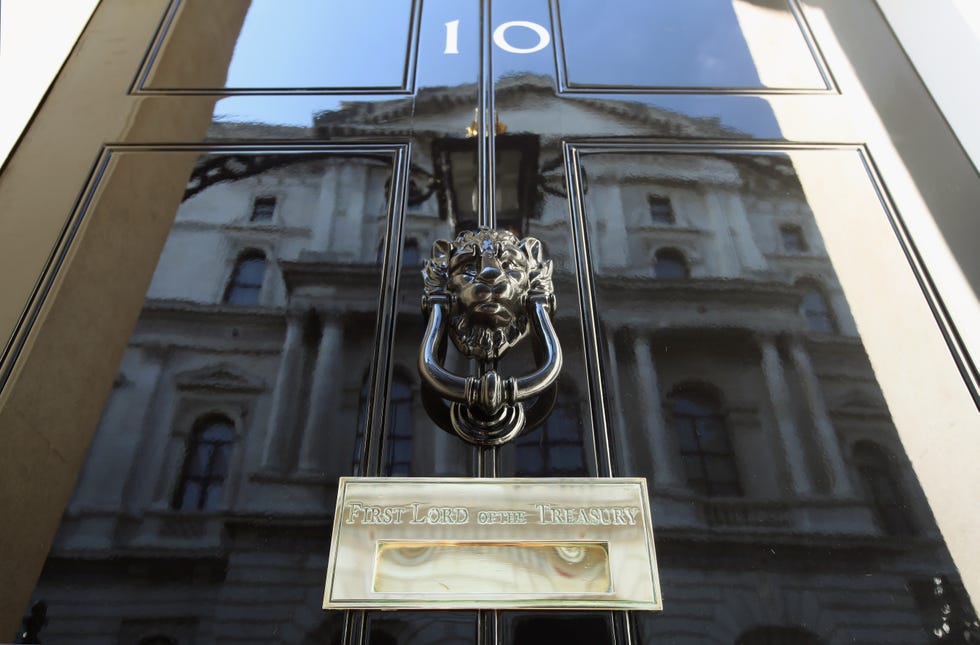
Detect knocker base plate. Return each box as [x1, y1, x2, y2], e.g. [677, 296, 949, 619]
[450, 401, 526, 446]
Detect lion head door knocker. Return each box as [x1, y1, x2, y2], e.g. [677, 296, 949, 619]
[418, 228, 562, 445]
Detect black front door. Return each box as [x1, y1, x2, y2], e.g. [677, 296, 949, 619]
[3, 0, 978, 643]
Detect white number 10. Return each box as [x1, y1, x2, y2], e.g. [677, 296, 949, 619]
[444, 19, 551, 55]
[444, 20, 460, 54]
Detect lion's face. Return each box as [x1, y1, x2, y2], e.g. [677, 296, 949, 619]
[423, 229, 553, 362]
[449, 236, 529, 329]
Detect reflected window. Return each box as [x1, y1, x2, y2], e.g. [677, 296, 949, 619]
[668, 385, 741, 497]
[648, 194, 675, 224]
[736, 626, 822, 645]
[403, 238, 420, 267]
[386, 374, 414, 476]
[224, 250, 266, 305]
[853, 441, 915, 535]
[250, 195, 276, 222]
[173, 415, 235, 511]
[780, 224, 807, 253]
[796, 279, 836, 333]
[654, 248, 689, 279]
[515, 388, 586, 476]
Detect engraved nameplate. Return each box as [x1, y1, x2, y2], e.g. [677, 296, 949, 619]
[323, 477, 662, 610]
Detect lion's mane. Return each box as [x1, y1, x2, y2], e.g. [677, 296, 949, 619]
[422, 228, 554, 361]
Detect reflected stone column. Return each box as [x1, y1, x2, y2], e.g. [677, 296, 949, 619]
[632, 333, 682, 488]
[704, 191, 741, 278]
[593, 183, 628, 270]
[297, 314, 344, 473]
[758, 334, 811, 495]
[311, 164, 339, 253]
[152, 433, 190, 507]
[606, 334, 634, 474]
[125, 350, 178, 510]
[331, 164, 368, 263]
[720, 189, 767, 272]
[261, 311, 305, 471]
[788, 337, 854, 496]
[77, 359, 162, 510]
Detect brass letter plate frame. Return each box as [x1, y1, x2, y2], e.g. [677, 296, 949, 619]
[323, 477, 662, 610]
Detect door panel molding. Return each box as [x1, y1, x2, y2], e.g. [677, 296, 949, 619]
[0, 143, 409, 634]
[563, 140, 980, 603]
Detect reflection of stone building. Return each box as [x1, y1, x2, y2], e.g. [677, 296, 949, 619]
[30, 86, 973, 644]
[581, 150, 968, 643]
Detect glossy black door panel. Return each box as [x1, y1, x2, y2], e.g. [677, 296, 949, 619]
[139, 0, 421, 93]
[365, 611, 478, 645]
[504, 611, 614, 645]
[554, 0, 830, 92]
[28, 148, 402, 642]
[571, 145, 973, 642]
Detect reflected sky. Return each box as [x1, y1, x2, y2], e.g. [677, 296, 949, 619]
[558, 0, 760, 88]
[557, 0, 825, 89]
[212, 95, 343, 128]
[206, 0, 784, 138]
[224, 0, 415, 89]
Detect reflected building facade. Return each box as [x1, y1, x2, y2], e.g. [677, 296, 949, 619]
[26, 82, 975, 644]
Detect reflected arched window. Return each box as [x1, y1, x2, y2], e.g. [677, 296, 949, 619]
[668, 385, 741, 497]
[796, 279, 836, 333]
[172, 414, 235, 511]
[853, 441, 915, 535]
[515, 387, 586, 476]
[654, 248, 689, 279]
[386, 374, 414, 476]
[224, 250, 266, 305]
[736, 626, 822, 645]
